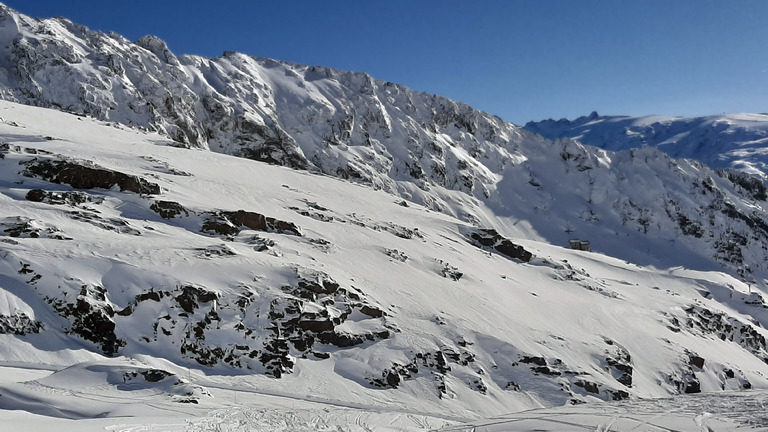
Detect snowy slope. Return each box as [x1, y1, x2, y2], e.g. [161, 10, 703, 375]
[525, 111, 768, 179]
[1, 3, 768, 429]
[1, 100, 768, 429]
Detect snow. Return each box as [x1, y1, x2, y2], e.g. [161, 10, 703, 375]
[439, 390, 768, 431]
[0, 100, 767, 430]
[0, 4, 768, 429]
[0, 362, 766, 431]
[1, 3, 767, 288]
[526, 111, 768, 180]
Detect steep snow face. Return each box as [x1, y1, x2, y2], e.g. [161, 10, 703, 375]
[0, 5, 767, 286]
[485, 138, 768, 287]
[525, 112, 768, 179]
[2, 101, 768, 422]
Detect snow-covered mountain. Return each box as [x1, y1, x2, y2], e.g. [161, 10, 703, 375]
[525, 111, 768, 180]
[1, 3, 768, 288]
[3, 99, 768, 429]
[0, 3, 768, 429]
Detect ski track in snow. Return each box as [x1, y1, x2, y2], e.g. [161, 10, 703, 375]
[438, 391, 768, 431]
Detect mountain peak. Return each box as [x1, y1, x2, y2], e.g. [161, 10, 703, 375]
[136, 34, 179, 65]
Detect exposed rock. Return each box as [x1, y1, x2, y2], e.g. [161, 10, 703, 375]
[67, 210, 142, 235]
[136, 35, 180, 66]
[360, 305, 384, 318]
[244, 234, 275, 252]
[202, 210, 301, 236]
[723, 170, 768, 201]
[235, 139, 308, 170]
[137, 369, 172, 383]
[670, 372, 701, 394]
[682, 305, 768, 362]
[115, 289, 169, 316]
[437, 260, 463, 281]
[0, 312, 43, 335]
[606, 389, 630, 400]
[150, 200, 189, 219]
[288, 205, 335, 223]
[467, 228, 533, 262]
[25, 189, 96, 206]
[605, 344, 633, 387]
[174, 285, 219, 314]
[247, 269, 390, 377]
[370, 347, 476, 396]
[46, 284, 125, 356]
[1, 216, 70, 240]
[383, 248, 408, 262]
[574, 379, 600, 394]
[22, 159, 161, 195]
[196, 244, 237, 258]
[675, 213, 705, 238]
[688, 353, 705, 369]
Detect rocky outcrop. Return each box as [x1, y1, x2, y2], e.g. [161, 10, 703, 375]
[150, 200, 189, 219]
[46, 284, 125, 356]
[679, 305, 768, 362]
[22, 159, 160, 195]
[259, 270, 390, 377]
[106, 267, 390, 379]
[1, 216, 70, 240]
[25, 189, 96, 206]
[370, 347, 477, 397]
[467, 228, 533, 262]
[0, 312, 43, 335]
[202, 210, 301, 236]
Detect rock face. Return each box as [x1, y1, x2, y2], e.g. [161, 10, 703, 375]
[0, 312, 42, 335]
[150, 200, 188, 219]
[467, 228, 533, 262]
[22, 159, 160, 195]
[202, 210, 301, 237]
[25, 189, 95, 206]
[45, 283, 125, 356]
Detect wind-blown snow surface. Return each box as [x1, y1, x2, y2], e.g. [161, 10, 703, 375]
[1, 101, 768, 429]
[525, 111, 768, 179]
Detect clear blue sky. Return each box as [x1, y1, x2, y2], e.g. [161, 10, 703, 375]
[4, 0, 767, 124]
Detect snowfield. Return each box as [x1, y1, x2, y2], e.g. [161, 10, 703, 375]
[0, 99, 767, 430]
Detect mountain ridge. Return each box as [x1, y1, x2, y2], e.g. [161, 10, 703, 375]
[525, 111, 768, 180]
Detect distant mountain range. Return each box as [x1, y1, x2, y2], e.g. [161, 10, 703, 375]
[525, 111, 768, 179]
